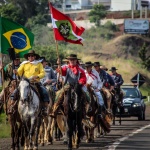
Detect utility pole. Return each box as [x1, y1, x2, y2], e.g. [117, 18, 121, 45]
[132, 0, 135, 19]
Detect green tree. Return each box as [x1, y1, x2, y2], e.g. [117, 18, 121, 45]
[139, 43, 150, 70]
[0, 0, 50, 27]
[0, 3, 26, 25]
[88, 4, 107, 27]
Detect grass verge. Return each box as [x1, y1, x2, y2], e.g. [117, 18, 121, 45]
[0, 113, 10, 138]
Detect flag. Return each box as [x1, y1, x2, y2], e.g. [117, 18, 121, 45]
[0, 17, 34, 57]
[49, 3, 85, 45]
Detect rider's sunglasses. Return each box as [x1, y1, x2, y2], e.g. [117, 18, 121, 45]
[28, 55, 34, 57]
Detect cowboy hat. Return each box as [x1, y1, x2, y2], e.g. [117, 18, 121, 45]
[109, 67, 118, 71]
[84, 61, 94, 67]
[93, 62, 100, 67]
[14, 54, 20, 59]
[100, 65, 108, 71]
[24, 50, 40, 60]
[39, 56, 47, 62]
[66, 54, 80, 60]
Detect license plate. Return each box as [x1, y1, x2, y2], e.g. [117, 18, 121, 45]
[124, 108, 128, 112]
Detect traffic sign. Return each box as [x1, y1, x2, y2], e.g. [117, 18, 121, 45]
[131, 73, 145, 87]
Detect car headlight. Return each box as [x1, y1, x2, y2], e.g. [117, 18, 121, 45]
[132, 103, 141, 107]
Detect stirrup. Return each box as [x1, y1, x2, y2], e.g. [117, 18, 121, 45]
[106, 109, 112, 114]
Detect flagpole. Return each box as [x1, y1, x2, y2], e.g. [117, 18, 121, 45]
[0, 16, 7, 115]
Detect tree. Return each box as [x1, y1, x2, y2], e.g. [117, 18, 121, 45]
[0, 0, 49, 27]
[88, 4, 107, 27]
[139, 43, 150, 70]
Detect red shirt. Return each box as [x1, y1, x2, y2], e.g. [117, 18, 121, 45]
[61, 64, 86, 85]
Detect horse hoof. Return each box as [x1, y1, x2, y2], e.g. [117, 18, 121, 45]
[39, 143, 44, 146]
[10, 147, 15, 150]
[15, 146, 20, 150]
[33, 146, 38, 150]
[86, 139, 89, 143]
[63, 141, 68, 145]
[27, 147, 32, 150]
[46, 142, 53, 145]
[74, 144, 79, 149]
[24, 146, 28, 150]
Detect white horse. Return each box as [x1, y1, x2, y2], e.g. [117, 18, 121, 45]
[18, 78, 41, 150]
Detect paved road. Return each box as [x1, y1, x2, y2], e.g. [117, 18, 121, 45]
[0, 105, 150, 150]
[116, 125, 150, 150]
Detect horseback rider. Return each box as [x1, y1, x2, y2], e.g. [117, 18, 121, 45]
[93, 62, 115, 113]
[84, 61, 104, 114]
[109, 67, 124, 103]
[0, 54, 21, 101]
[50, 54, 90, 117]
[10, 50, 50, 115]
[40, 57, 57, 91]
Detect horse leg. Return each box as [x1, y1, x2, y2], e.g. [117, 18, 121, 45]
[33, 117, 42, 150]
[44, 117, 48, 143]
[24, 124, 29, 150]
[75, 115, 82, 148]
[28, 118, 36, 150]
[119, 108, 121, 125]
[67, 118, 73, 150]
[9, 116, 15, 150]
[39, 121, 44, 146]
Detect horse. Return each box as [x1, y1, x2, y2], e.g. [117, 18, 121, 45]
[38, 84, 55, 146]
[84, 84, 111, 143]
[63, 83, 84, 150]
[0, 80, 23, 150]
[18, 78, 42, 150]
[112, 87, 124, 125]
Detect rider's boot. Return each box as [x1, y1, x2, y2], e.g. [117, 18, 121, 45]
[42, 102, 49, 116]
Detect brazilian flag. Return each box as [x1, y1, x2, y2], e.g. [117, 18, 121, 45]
[0, 17, 34, 58]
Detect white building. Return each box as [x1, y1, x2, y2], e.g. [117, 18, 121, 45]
[111, 0, 150, 11]
[111, 0, 135, 11]
[52, 0, 111, 11]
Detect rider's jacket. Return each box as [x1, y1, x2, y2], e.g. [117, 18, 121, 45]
[4, 62, 20, 80]
[40, 66, 56, 85]
[61, 64, 86, 85]
[110, 73, 124, 87]
[85, 69, 103, 90]
[97, 69, 115, 88]
[17, 61, 45, 82]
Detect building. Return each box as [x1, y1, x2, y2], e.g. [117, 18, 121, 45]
[111, 0, 135, 11]
[111, 0, 150, 11]
[50, 0, 111, 11]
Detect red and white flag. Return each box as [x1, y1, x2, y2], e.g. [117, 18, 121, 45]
[49, 3, 85, 45]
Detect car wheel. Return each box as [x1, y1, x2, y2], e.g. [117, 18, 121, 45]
[143, 111, 145, 120]
[138, 110, 143, 121]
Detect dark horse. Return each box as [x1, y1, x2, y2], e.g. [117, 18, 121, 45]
[84, 84, 111, 143]
[112, 87, 124, 125]
[0, 81, 24, 150]
[64, 83, 83, 150]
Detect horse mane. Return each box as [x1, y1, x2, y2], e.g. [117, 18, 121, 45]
[21, 77, 30, 84]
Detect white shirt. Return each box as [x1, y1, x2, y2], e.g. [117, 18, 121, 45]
[85, 69, 103, 90]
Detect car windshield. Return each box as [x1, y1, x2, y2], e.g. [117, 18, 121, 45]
[122, 88, 140, 98]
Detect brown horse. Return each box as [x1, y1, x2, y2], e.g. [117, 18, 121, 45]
[0, 80, 23, 150]
[84, 84, 111, 143]
[38, 85, 56, 146]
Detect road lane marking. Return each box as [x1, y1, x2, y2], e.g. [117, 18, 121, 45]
[107, 124, 150, 150]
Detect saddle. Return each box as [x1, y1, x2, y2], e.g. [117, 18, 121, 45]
[30, 83, 41, 100]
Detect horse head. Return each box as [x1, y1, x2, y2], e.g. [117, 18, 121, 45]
[18, 77, 31, 102]
[68, 83, 82, 112]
